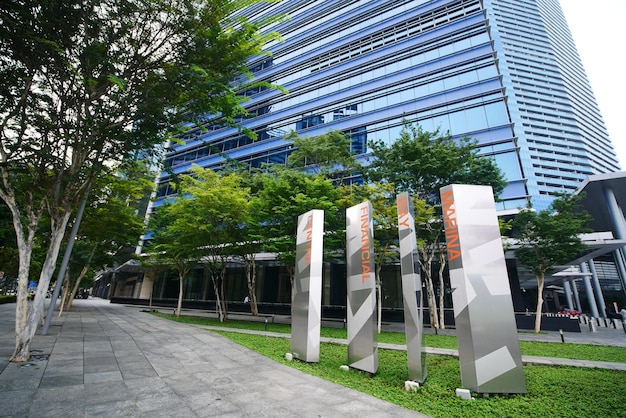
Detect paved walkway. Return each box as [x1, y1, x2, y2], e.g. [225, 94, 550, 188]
[0, 299, 427, 418]
[2, 299, 626, 417]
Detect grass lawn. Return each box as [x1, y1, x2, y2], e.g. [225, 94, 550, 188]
[154, 313, 626, 417]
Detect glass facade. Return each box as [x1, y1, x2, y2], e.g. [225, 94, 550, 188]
[155, 0, 619, 212]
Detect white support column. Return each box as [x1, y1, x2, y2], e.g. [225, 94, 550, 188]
[614, 249, 626, 298]
[603, 186, 626, 298]
[571, 280, 582, 311]
[588, 260, 607, 317]
[581, 264, 600, 318]
[563, 281, 574, 310]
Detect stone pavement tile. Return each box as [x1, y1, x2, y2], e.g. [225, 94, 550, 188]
[83, 334, 110, 341]
[51, 342, 83, 355]
[47, 351, 83, 361]
[84, 356, 119, 373]
[133, 390, 185, 413]
[245, 379, 293, 402]
[43, 364, 83, 377]
[124, 376, 168, 397]
[115, 355, 150, 367]
[0, 389, 36, 417]
[180, 361, 216, 373]
[47, 357, 79, 367]
[229, 390, 292, 415]
[113, 349, 144, 359]
[85, 341, 112, 352]
[193, 398, 242, 417]
[85, 381, 133, 403]
[162, 373, 208, 393]
[85, 399, 141, 418]
[84, 370, 123, 384]
[138, 403, 198, 418]
[179, 389, 224, 412]
[84, 349, 115, 359]
[0, 377, 40, 391]
[28, 399, 85, 418]
[138, 345, 170, 356]
[120, 366, 158, 380]
[0, 362, 45, 380]
[39, 373, 83, 388]
[254, 366, 310, 386]
[33, 385, 85, 402]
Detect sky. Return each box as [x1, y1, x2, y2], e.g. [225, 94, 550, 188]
[560, 0, 626, 168]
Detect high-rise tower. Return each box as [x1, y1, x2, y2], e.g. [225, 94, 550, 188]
[155, 0, 619, 212]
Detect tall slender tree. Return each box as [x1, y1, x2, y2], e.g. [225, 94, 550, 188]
[0, 0, 282, 361]
[511, 193, 591, 333]
[365, 122, 506, 328]
[251, 167, 341, 285]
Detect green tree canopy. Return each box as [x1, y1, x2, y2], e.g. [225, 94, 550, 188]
[148, 167, 250, 319]
[286, 130, 362, 182]
[365, 123, 507, 205]
[251, 167, 341, 280]
[364, 122, 507, 328]
[511, 193, 592, 332]
[0, 0, 281, 361]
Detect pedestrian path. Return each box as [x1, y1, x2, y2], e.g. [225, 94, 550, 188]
[2, 299, 626, 418]
[0, 299, 427, 418]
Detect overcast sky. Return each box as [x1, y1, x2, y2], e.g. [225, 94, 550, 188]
[560, 0, 626, 168]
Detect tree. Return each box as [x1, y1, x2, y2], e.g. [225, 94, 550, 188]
[61, 160, 154, 312]
[286, 130, 361, 183]
[251, 167, 341, 284]
[148, 168, 250, 320]
[0, 0, 281, 361]
[146, 199, 204, 318]
[365, 122, 506, 328]
[511, 193, 591, 333]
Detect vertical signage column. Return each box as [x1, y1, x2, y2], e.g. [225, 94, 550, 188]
[346, 201, 378, 374]
[440, 184, 526, 393]
[291, 209, 324, 362]
[396, 192, 427, 383]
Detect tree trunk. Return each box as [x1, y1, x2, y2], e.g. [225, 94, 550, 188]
[219, 263, 228, 322]
[12, 213, 71, 362]
[418, 248, 439, 329]
[176, 272, 184, 317]
[438, 250, 446, 330]
[66, 266, 86, 312]
[66, 242, 97, 312]
[4, 195, 40, 362]
[58, 269, 71, 314]
[245, 255, 259, 316]
[376, 263, 383, 334]
[149, 282, 154, 311]
[534, 273, 545, 333]
[211, 274, 224, 322]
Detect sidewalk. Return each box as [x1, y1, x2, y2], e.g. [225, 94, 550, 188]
[2, 300, 626, 418]
[0, 299, 428, 418]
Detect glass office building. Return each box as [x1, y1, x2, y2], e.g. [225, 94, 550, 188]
[154, 0, 620, 212]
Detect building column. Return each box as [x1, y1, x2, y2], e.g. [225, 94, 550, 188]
[614, 250, 626, 298]
[580, 264, 600, 317]
[563, 281, 574, 310]
[571, 280, 582, 311]
[588, 260, 607, 317]
[552, 290, 561, 311]
[604, 186, 626, 297]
